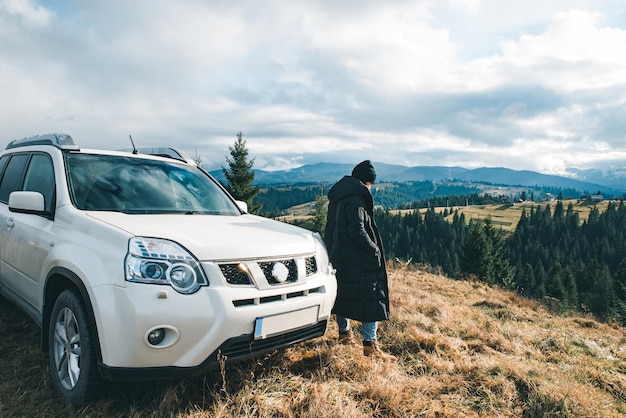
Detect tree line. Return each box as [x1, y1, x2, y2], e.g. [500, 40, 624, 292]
[373, 201, 626, 323]
[507, 201, 626, 319]
[294, 198, 626, 323]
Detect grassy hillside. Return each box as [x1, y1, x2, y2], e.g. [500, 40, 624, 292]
[1, 265, 625, 417]
[418, 199, 612, 235]
[278, 199, 613, 235]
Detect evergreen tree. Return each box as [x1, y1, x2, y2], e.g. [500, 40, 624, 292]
[301, 193, 328, 236]
[615, 257, 626, 322]
[533, 263, 547, 299]
[517, 262, 536, 297]
[460, 217, 512, 286]
[460, 220, 488, 280]
[615, 257, 626, 302]
[561, 266, 579, 308]
[521, 191, 527, 201]
[222, 132, 262, 214]
[482, 217, 514, 287]
[565, 203, 580, 230]
[594, 264, 617, 319]
[553, 200, 565, 222]
[546, 262, 567, 306]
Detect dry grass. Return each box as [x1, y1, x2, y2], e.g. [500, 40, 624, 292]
[2, 265, 626, 417]
[447, 199, 611, 233]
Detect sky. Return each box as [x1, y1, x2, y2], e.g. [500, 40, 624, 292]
[1, 0, 625, 178]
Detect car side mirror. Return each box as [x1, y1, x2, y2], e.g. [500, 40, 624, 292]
[236, 200, 248, 213]
[9, 191, 45, 213]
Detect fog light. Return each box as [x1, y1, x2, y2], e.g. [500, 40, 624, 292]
[147, 328, 165, 345]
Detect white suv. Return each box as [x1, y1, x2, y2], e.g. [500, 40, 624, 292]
[0, 133, 336, 406]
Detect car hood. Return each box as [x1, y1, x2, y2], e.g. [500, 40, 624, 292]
[87, 212, 316, 260]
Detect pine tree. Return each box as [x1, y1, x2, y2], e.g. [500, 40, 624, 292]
[222, 132, 262, 214]
[533, 263, 547, 299]
[546, 262, 567, 306]
[460, 217, 513, 286]
[517, 262, 536, 297]
[595, 264, 617, 319]
[615, 257, 626, 323]
[562, 267, 579, 308]
[302, 192, 328, 236]
[482, 217, 514, 287]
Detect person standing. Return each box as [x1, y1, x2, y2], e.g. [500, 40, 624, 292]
[324, 160, 394, 359]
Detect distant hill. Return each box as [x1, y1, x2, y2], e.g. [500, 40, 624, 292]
[209, 163, 625, 194]
[565, 167, 626, 190]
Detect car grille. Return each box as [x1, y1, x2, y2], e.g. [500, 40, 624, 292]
[219, 256, 318, 286]
[304, 256, 317, 276]
[219, 263, 251, 285]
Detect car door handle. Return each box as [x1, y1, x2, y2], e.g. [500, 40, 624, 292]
[6, 218, 14, 228]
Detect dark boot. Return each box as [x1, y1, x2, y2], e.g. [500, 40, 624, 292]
[338, 330, 356, 345]
[363, 340, 395, 360]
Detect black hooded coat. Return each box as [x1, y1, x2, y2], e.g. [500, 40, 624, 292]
[324, 175, 390, 322]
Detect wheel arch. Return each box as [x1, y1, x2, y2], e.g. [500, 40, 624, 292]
[42, 267, 102, 364]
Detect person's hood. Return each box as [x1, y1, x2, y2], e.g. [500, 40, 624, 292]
[328, 175, 373, 209]
[86, 212, 317, 260]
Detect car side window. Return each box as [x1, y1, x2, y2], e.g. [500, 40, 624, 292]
[0, 155, 9, 178]
[23, 154, 55, 212]
[0, 153, 29, 204]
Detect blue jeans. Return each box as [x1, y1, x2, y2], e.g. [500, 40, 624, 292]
[336, 315, 377, 342]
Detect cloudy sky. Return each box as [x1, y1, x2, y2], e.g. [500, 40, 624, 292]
[1, 0, 625, 177]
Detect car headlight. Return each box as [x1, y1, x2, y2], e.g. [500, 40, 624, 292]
[125, 237, 208, 294]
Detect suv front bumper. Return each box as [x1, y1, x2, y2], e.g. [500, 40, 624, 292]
[98, 319, 327, 381]
[90, 272, 336, 377]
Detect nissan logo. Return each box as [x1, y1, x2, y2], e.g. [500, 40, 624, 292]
[271, 262, 289, 283]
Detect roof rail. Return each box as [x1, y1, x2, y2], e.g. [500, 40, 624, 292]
[119, 146, 196, 164]
[6, 133, 79, 151]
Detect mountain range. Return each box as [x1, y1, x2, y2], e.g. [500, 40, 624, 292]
[209, 163, 626, 195]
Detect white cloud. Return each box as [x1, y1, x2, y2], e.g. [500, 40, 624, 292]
[0, 0, 624, 180]
[497, 9, 626, 91]
[2, 0, 52, 26]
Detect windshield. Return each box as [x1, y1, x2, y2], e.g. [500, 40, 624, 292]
[65, 153, 241, 215]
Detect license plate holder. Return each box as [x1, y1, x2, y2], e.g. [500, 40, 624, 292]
[254, 306, 320, 340]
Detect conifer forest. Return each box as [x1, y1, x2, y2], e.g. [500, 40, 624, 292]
[375, 200, 626, 323]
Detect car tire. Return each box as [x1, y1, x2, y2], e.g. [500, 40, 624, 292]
[48, 289, 101, 406]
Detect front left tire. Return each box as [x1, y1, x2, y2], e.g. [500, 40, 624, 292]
[48, 289, 101, 406]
